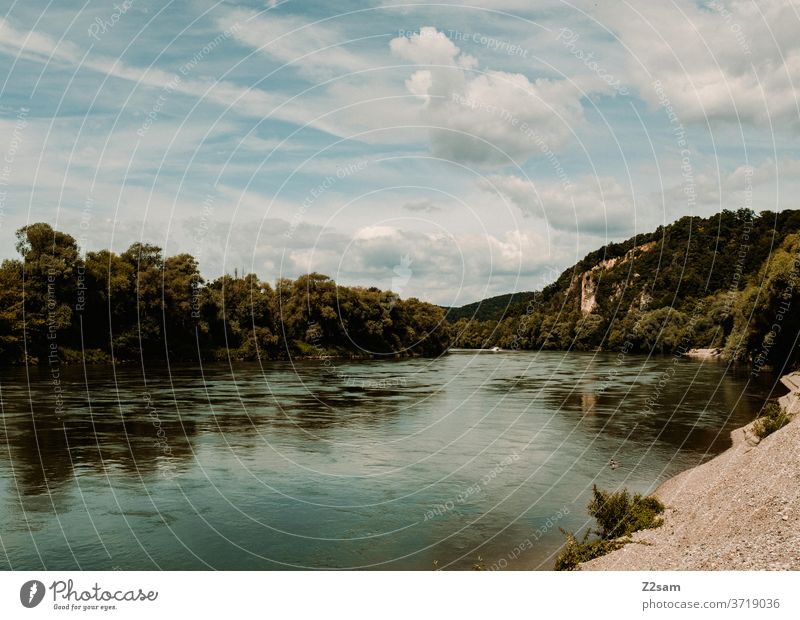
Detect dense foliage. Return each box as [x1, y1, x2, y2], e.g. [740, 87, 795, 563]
[753, 402, 791, 439]
[5, 208, 800, 369]
[443, 291, 538, 322]
[448, 209, 800, 371]
[554, 486, 665, 571]
[0, 223, 451, 364]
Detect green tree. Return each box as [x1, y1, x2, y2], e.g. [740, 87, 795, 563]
[15, 223, 80, 361]
[0, 259, 25, 361]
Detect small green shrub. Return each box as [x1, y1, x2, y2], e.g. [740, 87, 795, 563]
[554, 485, 665, 570]
[754, 402, 790, 439]
[588, 486, 664, 539]
[553, 529, 627, 571]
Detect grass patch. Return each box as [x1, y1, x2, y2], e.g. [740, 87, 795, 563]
[753, 402, 791, 440]
[588, 486, 665, 539]
[554, 485, 665, 571]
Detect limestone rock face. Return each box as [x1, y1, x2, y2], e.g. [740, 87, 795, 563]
[578, 241, 656, 315]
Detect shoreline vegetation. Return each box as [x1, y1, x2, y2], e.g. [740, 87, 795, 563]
[444, 209, 800, 374]
[554, 486, 665, 570]
[0, 223, 450, 365]
[3, 209, 799, 374]
[561, 371, 800, 571]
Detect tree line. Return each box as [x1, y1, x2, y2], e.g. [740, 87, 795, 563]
[4, 209, 799, 371]
[446, 209, 800, 373]
[0, 223, 451, 364]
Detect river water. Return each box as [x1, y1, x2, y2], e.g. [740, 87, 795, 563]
[0, 351, 781, 570]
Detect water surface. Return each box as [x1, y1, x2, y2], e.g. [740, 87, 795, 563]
[0, 352, 781, 570]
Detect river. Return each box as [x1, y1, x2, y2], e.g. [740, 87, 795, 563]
[0, 351, 781, 570]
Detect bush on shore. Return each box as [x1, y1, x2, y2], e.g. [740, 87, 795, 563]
[555, 485, 665, 571]
[753, 402, 791, 440]
[553, 530, 627, 571]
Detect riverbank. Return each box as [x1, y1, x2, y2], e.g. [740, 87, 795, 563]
[582, 372, 800, 570]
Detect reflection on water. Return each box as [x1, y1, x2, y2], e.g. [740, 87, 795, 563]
[0, 352, 782, 570]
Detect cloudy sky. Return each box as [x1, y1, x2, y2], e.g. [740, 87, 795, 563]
[0, 0, 798, 305]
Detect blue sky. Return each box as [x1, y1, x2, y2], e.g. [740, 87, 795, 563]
[0, 0, 798, 304]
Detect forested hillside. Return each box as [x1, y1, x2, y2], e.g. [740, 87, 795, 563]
[443, 291, 538, 322]
[0, 223, 451, 364]
[449, 209, 800, 373]
[3, 209, 799, 371]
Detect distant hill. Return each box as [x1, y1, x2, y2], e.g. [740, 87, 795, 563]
[442, 291, 539, 322]
[449, 209, 800, 373]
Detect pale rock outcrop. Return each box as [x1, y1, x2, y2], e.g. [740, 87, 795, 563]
[578, 241, 657, 315]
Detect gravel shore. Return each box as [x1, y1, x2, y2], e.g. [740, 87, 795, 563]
[582, 374, 800, 571]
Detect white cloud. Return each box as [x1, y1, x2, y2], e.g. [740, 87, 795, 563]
[602, 0, 800, 127]
[481, 173, 638, 234]
[404, 69, 433, 101]
[390, 26, 585, 164]
[390, 27, 475, 68]
[377, 0, 562, 11]
[216, 9, 370, 80]
[0, 17, 354, 139]
[331, 223, 553, 304]
[663, 157, 800, 213]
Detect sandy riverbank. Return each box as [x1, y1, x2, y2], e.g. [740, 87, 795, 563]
[582, 372, 800, 570]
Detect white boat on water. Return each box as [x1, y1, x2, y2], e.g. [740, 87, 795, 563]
[447, 347, 503, 353]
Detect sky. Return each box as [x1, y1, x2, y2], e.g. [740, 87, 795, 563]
[0, 0, 798, 305]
